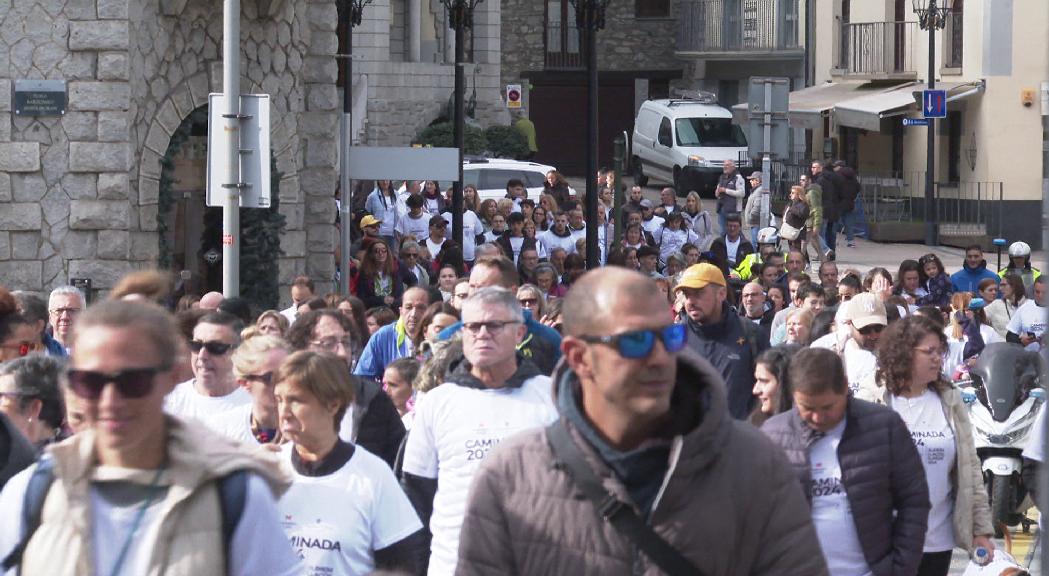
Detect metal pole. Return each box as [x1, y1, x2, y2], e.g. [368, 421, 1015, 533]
[760, 80, 773, 229]
[613, 131, 626, 245]
[451, 2, 465, 249]
[584, 6, 599, 270]
[339, 12, 354, 295]
[222, 0, 241, 297]
[923, 3, 937, 247]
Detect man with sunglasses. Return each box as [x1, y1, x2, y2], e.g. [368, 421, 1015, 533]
[401, 287, 557, 575]
[456, 268, 825, 575]
[677, 263, 767, 420]
[812, 292, 887, 393]
[0, 300, 301, 575]
[165, 312, 250, 422]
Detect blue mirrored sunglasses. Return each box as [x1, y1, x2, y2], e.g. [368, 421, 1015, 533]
[579, 324, 688, 359]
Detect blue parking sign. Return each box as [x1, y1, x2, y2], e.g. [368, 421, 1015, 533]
[922, 90, 947, 118]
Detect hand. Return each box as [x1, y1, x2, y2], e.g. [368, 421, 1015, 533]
[1021, 333, 1036, 346]
[871, 275, 892, 300]
[972, 535, 995, 562]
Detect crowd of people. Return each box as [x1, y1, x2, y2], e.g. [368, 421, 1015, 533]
[0, 162, 1044, 575]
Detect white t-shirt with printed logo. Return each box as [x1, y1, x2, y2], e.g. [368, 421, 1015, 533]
[1006, 300, 1047, 351]
[278, 444, 422, 576]
[401, 375, 557, 576]
[442, 210, 482, 261]
[809, 418, 872, 576]
[892, 389, 957, 552]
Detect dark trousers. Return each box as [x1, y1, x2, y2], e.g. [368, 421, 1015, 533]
[823, 220, 838, 252]
[915, 550, 952, 576]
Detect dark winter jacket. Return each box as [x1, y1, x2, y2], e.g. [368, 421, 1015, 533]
[837, 166, 861, 213]
[0, 413, 36, 490]
[710, 235, 755, 268]
[353, 377, 407, 468]
[814, 169, 843, 222]
[917, 272, 953, 308]
[684, 305, 767, 419]
[352, 260, 416, 308]
[455, 351, 829, 576]
[951, 259, 1000, 294]
[761, 397, 930, 576]
[495, 233, 538, 265]
[784, 199, 811, 230]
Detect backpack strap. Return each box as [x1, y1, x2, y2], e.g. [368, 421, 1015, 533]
[2, 458, 56, 573]
[218, 469, 249, 575]
[544, 422, 704, 576]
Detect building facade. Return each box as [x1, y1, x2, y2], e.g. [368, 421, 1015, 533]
[0, 0, 506, 302]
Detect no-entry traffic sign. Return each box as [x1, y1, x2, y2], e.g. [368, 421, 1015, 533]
[506, 84, 522, 109]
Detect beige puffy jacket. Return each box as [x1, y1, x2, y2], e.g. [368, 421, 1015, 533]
[854, 377, 994, 551]
[455, 351, 828, 576]
[19, 416, 291, 575]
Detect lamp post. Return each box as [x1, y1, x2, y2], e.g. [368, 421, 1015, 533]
[914, 0, 950, 247]
[569, 0, 611, 269]
[336, 0, 372, 294]
[440, 0, 484, 248]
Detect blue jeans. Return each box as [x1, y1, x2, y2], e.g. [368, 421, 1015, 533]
[718, 211, 728, 236]
[838, 197, 868, 240]
[823, 221, 837, 252]
[749, 226, 759, 247]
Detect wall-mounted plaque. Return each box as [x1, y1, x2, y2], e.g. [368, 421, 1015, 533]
[14, 79, 67, 116]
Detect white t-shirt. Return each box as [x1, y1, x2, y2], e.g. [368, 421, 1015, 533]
[809, 418, 872, 576]
[203, 404, 256, 444]
[401, 375, 557, 576]
[538, 229, 577, 256]
[1006, 300, 1047, 351]
[425, 237, 446, 260]
[724, 235, 742, 265]
[641, 215, 665, 238]
[892, 389, 957, 552]
[278, 444, 422, 576]
[396, 212, 432, 243]
[442, 210, 481, 261]
[507, 236, 525, 264]
[280, 305, 297, 325]
[842, 344, 878, 393]
[164, 379, 252, 423]
[0, 464, 301, 576]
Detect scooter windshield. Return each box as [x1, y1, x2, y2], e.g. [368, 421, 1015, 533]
[971, 343, 1042, 422]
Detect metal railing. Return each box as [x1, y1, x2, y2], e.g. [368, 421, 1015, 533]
[838, 21, 917, 76]
[677, 0, 801, 54]
[860, 171, 924, 223]
[936, 181, 1004, 239]
[545, 20, 583, 69]
[943, 10, 963, 68]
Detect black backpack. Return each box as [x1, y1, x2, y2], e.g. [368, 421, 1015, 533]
[1, 457, 249, 574]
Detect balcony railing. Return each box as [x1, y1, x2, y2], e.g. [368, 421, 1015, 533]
[677, 0, 801, 55]
[545, 20, 583, 70]
[838, 21, 918, 77]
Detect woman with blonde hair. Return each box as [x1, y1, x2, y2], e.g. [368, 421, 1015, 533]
[856, 315, 994, 575]
[256, 309, 290, 338]
[207, 334, 291, 445]
[477, 199, 499, 234]
[681, 190, 715, 250]
[784, 307, 814, 345]
[782, 185, 810, 256]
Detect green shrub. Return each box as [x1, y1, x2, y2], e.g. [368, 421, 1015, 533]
[416, 122, 486, 154]
[484, 125, 529, 159]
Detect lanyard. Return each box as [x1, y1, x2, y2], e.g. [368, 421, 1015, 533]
[108, 466, 166, 576]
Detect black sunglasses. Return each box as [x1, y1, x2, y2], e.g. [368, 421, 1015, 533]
[67, 367, 166, 399]
[189, 340, 234, 355]
[241, 371, 274, 386]
[858, 324, 886, 336]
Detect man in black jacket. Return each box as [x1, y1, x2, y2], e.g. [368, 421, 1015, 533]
[833, 160, 862, 248]
[762, 348, 930, 576]
[811, 161, 843, 256]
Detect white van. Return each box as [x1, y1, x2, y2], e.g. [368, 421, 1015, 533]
[631, 92, 749, 196]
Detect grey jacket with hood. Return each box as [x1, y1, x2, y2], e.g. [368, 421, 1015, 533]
[454, 350, 827, 576]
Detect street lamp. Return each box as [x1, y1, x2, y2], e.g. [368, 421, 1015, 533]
[913, 0, 950, 246]
[440, 0, 485, 249]
[336, 0, 372, 294]
[569, 0, 611, 269]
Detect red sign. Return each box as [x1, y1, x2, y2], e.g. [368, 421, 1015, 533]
[222, 234, 235, 246]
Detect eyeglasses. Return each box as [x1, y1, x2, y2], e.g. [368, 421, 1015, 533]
[857, 324, 885, 336]
[240, 371, 274, 386]
[578, 324, 688, 359]
[67, 367, 166, 399]
[402, 253, 419, 260]
[310, 336, 354, 352]
[188, 340, 234, 355]
[914, 346, 946, 359]
[50, 307, 81, 316]
[518, 298, 538, 306]
[462, 320, 520, 336]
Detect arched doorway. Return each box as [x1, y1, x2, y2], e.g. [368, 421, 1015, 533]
[158, 105, 285, 309]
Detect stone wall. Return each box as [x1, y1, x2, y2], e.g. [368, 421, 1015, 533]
[500, 0, 684, 94]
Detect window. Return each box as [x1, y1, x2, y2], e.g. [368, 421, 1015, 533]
[945, 0, 963, 68]
[636, 0, 670, 19]
[545, 0, 581, 69]
[675, 118, 748, 147]
[657, 117, 673, 147]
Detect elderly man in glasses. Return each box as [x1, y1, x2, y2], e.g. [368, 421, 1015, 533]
[0, 300, 301, 575]
[165, 311, 251, 422]
[454, 267, 825, 576]
[401, 287, 557, 576]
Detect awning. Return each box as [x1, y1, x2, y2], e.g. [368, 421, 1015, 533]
[732, 82, 869, 130]
[834, 82, 921, 132]
[834, 80, 985, 132]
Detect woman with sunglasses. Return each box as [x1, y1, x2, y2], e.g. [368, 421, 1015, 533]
[351, 239, 410, 309]
[206, 334, 291, 445]
[516, 284, 546, 320]
[275, 351, 424, 575]
[856, 314, 994, 575]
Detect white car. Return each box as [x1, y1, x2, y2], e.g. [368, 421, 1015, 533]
[631, 93, 749, 196]
[462, 158, 574, 203]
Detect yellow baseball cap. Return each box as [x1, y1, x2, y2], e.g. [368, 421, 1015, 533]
[360, 215, 382, 228]
[675, 263, 726, 292]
